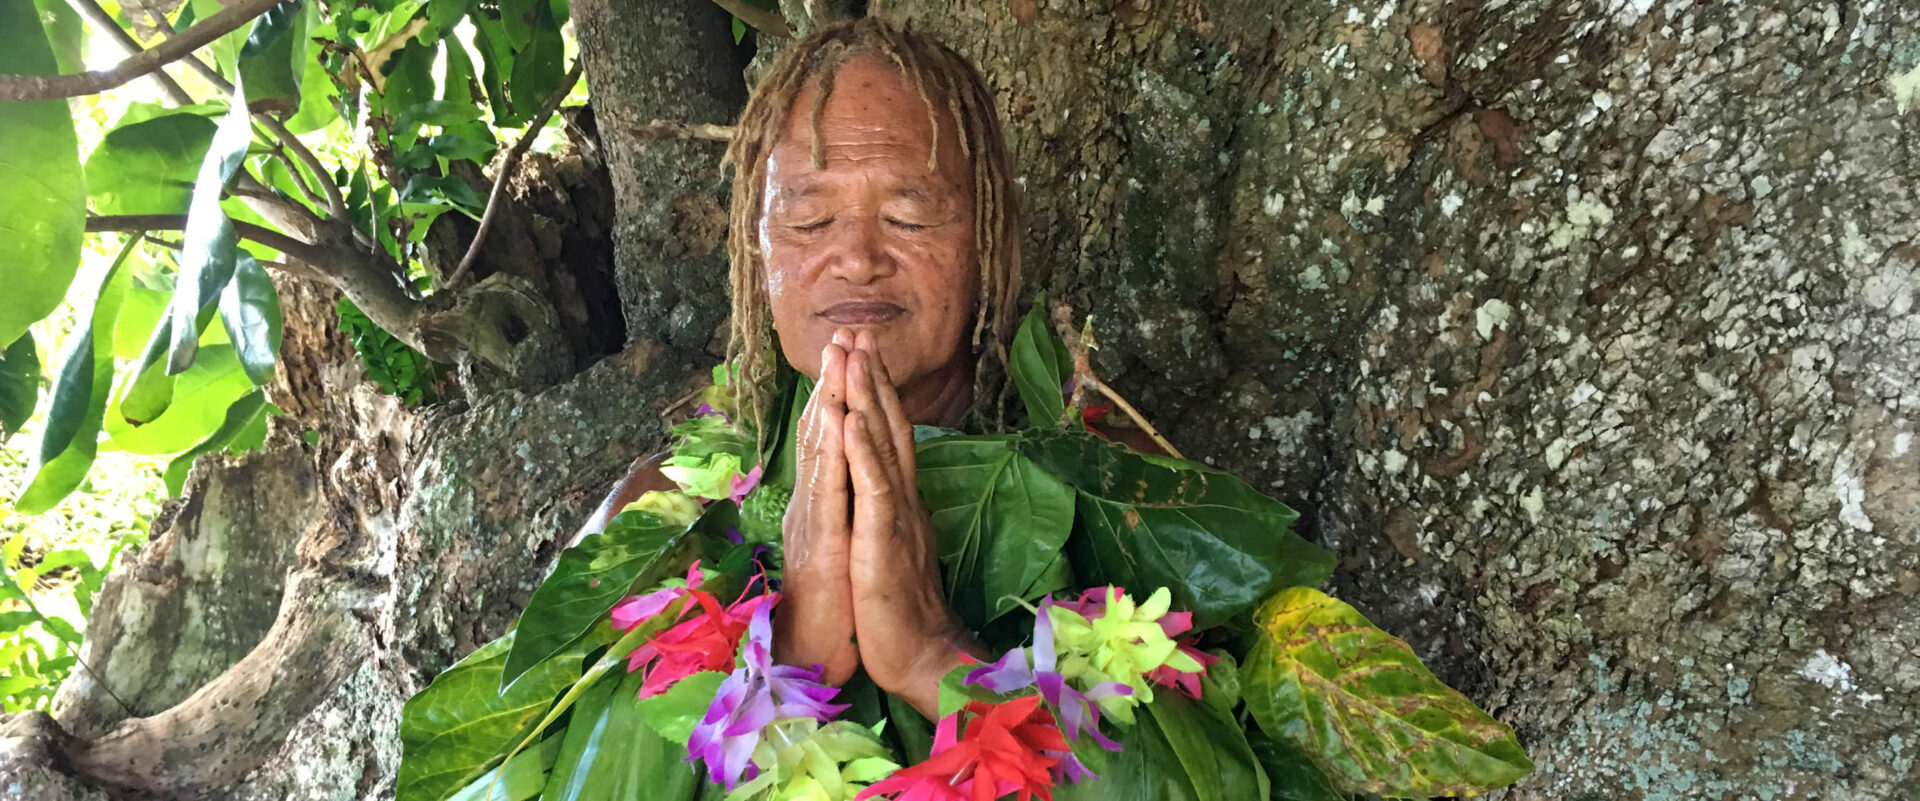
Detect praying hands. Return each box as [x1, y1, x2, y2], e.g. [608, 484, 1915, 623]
[775, 328, 978, 718]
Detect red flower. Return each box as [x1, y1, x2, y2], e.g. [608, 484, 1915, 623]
[859, 697, 1070, 801]
[610, 563, 775, 698]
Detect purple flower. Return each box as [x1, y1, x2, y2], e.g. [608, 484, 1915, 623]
[960, 596, 1132, 768]
[686, 598, 847, 788]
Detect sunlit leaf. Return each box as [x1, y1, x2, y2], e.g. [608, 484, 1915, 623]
[85, 110, 218, 216]
[442, 735, 563, 801]
[0, 334, 39, 438]
[219, 253, 283, 385]
[1015, 428, 1335, 629]
[544, 669, 702, 801]
[105, 344, 254, 454]
[1243, 587, 1533, 798]
[166, 79, 255, 375]
[14, 244, 136, 515]
[631, 670, 725, 746]
[497, 506, 701, 692]
[396, 630, 609, 801]
[162, 389, 270, 495]
[0, 0, 86, 349]
[238, 0, 309, 113]
[30, 0, 83, 74]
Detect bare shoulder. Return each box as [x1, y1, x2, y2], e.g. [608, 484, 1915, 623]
[575, 451, 677, 541]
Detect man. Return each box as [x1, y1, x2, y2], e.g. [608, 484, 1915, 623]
[584, 18, 1026, 718]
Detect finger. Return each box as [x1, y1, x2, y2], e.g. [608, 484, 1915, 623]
[792, 342, 851, 565]
[856, 331, 919, 483]
[845, 346, 909, 496]
[844, 410, 899, 546]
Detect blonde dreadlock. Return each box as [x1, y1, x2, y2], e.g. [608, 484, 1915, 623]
[723, 17, 1023, 433]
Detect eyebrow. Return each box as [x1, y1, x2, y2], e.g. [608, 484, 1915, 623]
[780, 179, 946, 205]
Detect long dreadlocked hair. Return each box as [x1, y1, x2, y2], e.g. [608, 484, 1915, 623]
[723, 17, 1023, 434]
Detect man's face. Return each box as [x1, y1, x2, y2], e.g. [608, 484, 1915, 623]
[760, 56, 978, 389]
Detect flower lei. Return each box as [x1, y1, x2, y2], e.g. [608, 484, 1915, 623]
[609, 368, 1218, 801]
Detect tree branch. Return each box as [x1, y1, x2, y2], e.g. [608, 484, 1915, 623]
[0, 0, 290, 102]
[711, 0, 792, 37]
[87, 214, 329, 267]
[62, 0, 195, 106]
[138, 10, 351, 224]
[445, 62, 585, 290]
[629, 120, 737, 142]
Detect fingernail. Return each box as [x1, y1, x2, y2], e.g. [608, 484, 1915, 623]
[833, 329, 853, 347]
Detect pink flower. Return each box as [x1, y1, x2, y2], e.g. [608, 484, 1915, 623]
[728, 463, 763, 506]
[608, 563, 773, 699]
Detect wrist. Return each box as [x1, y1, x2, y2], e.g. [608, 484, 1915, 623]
[895, 626, 977, 719]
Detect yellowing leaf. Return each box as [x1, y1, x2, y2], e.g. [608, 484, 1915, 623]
[1243, 587, 1533, 798]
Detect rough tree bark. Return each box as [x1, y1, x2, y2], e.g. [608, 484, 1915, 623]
[3, 0, 1914, 799]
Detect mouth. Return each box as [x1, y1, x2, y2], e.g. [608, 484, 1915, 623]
[818, 301, 908, 325]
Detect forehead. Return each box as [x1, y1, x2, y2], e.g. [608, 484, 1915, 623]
[765, 55, 972, 194]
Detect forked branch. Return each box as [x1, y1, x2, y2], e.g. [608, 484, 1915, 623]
[0, 0, 290, 101]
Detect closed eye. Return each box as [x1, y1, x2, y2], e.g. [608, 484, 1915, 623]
[887, 218, 928, 232]
[790, 218, 833, 232]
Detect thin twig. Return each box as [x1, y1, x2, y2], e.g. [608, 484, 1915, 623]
[629, 120, 738, 142]
[0, 0, 289, 101]
[62, 0, 194, 105]
[143, 10, 350, 224]
[87, 214, 331, 266]
[445, 62, 585, 290]
[1086, 377, 1184, 459]
[710, 0, 792, 37]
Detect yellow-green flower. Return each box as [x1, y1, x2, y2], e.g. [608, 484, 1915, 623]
[725, 718, 898, 801]
[619, 489, 703, 527]
[1047, 587, 1204, 725]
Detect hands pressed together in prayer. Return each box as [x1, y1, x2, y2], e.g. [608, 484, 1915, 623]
[775, 329, 978, 718]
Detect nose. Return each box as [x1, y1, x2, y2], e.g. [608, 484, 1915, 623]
[824, 216, 897, 285]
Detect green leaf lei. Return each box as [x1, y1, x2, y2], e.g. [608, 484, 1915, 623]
[395, 306, 1533, 801]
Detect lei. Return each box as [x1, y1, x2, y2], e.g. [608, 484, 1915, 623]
[395, 306, 1535, 801]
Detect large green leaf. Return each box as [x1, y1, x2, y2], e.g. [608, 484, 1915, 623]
[237, 0, 309, 113]
[631, 670, 724, 746]
[104, 344, 253, 454]
[167, 78, 255, 375]
[85, 110, 218, 216]
[1009, 301, 1072, 428]
[219, 253, 283, 385]
[1014, 428, 1334, 629]
[1054, 700, 1208, 801]
[915, 434, 1074, 627]
[544, 669, 702, 801]
[1150, 692, 1269, 801]
[441, 734, 563, 801]
[31, 0, 83, 73]
[1243, 588, 1532, 798]
[396, 630, 606, 801]
[1247, 727, 1349, 801]
[162, 389, 271, 495]
[498, 507, 700, 692]
[14, 247, 135, 514]
[1, 334, 39, 438]
[0, 0, 86, 349]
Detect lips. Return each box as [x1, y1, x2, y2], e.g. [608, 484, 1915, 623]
[819, 301, 908, 325]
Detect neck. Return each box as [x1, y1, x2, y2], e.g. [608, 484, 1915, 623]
[897, 359, 973, 428]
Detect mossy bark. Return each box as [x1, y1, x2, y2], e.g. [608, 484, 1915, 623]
[5, 0, 1914, 799]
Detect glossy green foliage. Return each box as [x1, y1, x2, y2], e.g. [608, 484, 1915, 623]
[1054, 697, 1265, 801]
[915, 434, 1074, 627]
[1015, 428, 1335, 630]
[0, 1, 86, 349]
[15, 248, 135, 515]
[396, 629, 608, 801]
[1009, 301, 1072, 427]
[219, 253, 283, 385]
[337, 297, 444, 406]
[0, 334, 39, 437]
[497, 507, 699, 692]
[165, 80, 254, 375]
[237, 0, 309, 113]
[162, 389, 272, 495]
[1243, 588, 1532, 798]
[84, 107, 219, 216]
[545, 670, 703, 801]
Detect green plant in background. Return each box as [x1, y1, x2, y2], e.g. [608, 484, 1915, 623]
[337, 298, 445, 406]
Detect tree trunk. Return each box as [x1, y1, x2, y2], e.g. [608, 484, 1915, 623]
[5, 0, 1915, 799]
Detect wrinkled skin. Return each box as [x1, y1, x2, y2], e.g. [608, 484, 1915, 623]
[764, 57, 980, 716]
